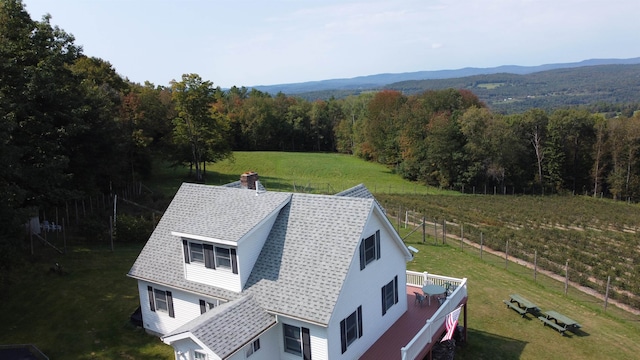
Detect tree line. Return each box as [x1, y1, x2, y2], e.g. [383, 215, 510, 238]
[3, 0, 640, 267]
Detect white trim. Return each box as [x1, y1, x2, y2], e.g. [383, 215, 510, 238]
[172, 232, 237, 246]
[371, 205, 413, 260]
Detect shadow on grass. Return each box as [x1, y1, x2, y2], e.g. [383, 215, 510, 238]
[570, 328, 590, 337]
[455, 328, 528, 360]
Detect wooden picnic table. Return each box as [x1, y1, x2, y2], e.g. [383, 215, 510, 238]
[538, 310, 582, 335]
[503, 294, 540, 317]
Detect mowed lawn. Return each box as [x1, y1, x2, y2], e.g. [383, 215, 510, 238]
[407, 240, 640, 360]
[3, 241, 639, 360]
[0, 245, 174, 359]
[150, 151, 455, 196]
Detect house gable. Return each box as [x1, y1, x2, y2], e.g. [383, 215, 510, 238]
[327, 204, 412, 358]
[244, 193, 375, 326]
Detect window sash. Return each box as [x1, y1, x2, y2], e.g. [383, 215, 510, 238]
[363, 235, 376, 264]
[194, 351, 207, 360]
[345, 312, 358, 346]
[384, 281, 395, 311]
[153, 289, 168, 312]
[190, 242, 204, 264]
[283, 324, 302, 355]
[215, 246, 231, 269]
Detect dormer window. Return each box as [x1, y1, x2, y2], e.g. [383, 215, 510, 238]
[215, 246, 231, 269]
[182, 239, 238, 274]
[190, 243, 205, 264]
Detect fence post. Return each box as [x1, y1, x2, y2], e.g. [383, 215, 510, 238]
[534, 250, 537, 282]
[505, 240, 509, 269]
[109, 216, 114, 252]
[604, 275, 611, 311]
[564, 260, 569, 296]
[62, 217, 67, 254]
[442, 219, 446, 244]
[434, 219, 437, 245]
[460, 224, 464, 251]
[480, 233, 483, 259]
[422, 216, 426, 243]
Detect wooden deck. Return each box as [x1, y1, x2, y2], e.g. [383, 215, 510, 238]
[360, 286, 445, 360]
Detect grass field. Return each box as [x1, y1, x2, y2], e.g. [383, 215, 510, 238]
[405, 239, 640, 360]
[2, 151, 640, 359]
[0, 244, 173, 359]
[148, 152, 456, 197]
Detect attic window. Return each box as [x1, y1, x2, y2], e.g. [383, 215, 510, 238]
[359, 230, 381, 270]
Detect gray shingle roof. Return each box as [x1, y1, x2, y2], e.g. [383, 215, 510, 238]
[335, 183, 375, 199]
[128, 183, 290, 301]
[164, 295, 275, 359]
[171, 183, 290, 242]
[244, 193, 373, 325]
[130, 182, 378, 343]
[336, 183, 385, 213]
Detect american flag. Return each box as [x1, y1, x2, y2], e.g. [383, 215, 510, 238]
[441, 307, 461, 341]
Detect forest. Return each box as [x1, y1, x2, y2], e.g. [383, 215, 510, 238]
[2, 0, 640, 267]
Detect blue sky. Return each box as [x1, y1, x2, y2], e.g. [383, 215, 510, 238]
[24, 0, 640, 88]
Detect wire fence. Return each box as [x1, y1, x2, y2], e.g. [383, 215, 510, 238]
[30, 182, 158, 254]
[389, 207, 640, 314]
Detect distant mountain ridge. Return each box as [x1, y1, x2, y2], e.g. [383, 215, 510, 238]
[252, 57, 640, 95]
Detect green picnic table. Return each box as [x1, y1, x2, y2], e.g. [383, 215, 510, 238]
[538, 310, 582, 335]
[503, 294, 540, 317]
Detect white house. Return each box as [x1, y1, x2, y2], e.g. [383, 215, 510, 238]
[128, 173, 468, 360]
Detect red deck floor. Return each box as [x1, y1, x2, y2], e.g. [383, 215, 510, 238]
[360, 286, 446, 360]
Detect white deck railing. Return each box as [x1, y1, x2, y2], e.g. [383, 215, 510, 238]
[401, 271, 468, 360]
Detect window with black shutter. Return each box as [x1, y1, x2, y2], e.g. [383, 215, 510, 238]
[148, 286, 174, 318]
[382, 276, 398, 315]
[359, 230, 381, 270]
[340, 306, 363, 353]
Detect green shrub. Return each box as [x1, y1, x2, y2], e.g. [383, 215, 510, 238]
[116, 214, 153, 243]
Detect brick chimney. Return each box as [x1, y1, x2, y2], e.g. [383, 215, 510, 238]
[240, 171, 259, 190]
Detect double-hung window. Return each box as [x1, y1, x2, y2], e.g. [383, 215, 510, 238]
[381, 275, 399, 315]
[359, 230, 381, 270]
[283, 324, 302, 356]
[215, 246, 231, 269]
[340, 306, 363, 354]
[190, 242, 204, 264]
[283, 324, 311, 359]
[147, 286, 175, 318]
